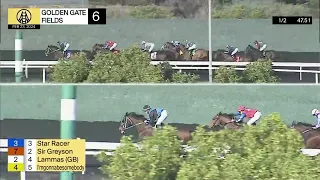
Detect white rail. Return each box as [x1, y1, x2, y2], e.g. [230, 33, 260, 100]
[1, 60, 319, 83]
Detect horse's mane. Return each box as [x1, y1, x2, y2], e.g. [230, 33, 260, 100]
[296, 122, 313, 127]
[217, 111, 234, 118]
[48, 45, 59, 48]
[126, 112, 146, 120]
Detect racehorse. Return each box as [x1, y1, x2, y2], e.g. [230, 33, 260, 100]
[92, 43, 120, 55]
[119, 112, 192, 144]
[208, 112, 241, 130]
[214, 49, 250, 62]
[149, 50, 179, 61]
[45, 45, 71, 60]
[290, 121, 320, 149]
[245, 45, 276, 61]
[160, 42, 182, 54]
[178, 44, 208, 61]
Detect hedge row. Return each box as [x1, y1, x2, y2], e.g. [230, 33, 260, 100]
[97, 113, 320, 180]
[101, 1, 317, 19]
[49, 46, 279, 83]
[49, 46, 200, 83]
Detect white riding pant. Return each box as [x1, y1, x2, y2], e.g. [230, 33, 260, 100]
[247, 111, 262, 125]
[231, 48, 238, 56]
[63, 43, 70, 52]
[188, 44, 196, 51]
[109, 43, 117, 50]
[259, 44, 267, 51]
[156, 110, 168, 125]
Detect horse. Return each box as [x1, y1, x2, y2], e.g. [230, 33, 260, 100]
[149, 50, 179, 61]
[119, 112, 192, 144]
[45, 45, 71, 60]
[92, 43, 120, 55]
[245, 45, 276, 61]
[208, 112, 241, 130]
[178, 44, 208, 61]
[290, 121, 320, 149]
[214, 49, 250, 62]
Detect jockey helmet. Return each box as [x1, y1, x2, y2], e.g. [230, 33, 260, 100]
[141, 41, 146, 45]
[238, 106, 246, 111]
[311, 109, 318, 115]
[254, 40, 258, 44]
[142, 105, 151, 111]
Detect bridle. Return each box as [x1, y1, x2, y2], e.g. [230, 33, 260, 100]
[119, 115, 144, 133]
[45, 46, 60, 56]
[290, 122, 313, 135]
[211, 115, 236, 128]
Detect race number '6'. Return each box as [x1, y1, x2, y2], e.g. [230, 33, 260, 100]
[92, 11, 100, 22]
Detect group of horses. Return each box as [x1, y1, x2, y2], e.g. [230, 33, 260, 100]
[44, 44, 121, 60]
[155, 42, 278, 62]
[119, 111, 320, 149]
[44, 43, 278, 62]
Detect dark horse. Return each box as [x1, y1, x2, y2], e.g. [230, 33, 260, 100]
[148, 50, 179, 61]
[178, 44, 208, 61]
[213, 49, 249, 62]
[92, 43, 120, 55]
[119, 112, 192, 144]
[245, 45, 277, 61]
[208, 112, 241, 130]
[45, 45, 71, 60]
[290, 121, 320, 149]
[160, 42, 183, 56]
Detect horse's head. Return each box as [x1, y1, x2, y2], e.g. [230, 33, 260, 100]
[290, 121, 314, 134]
[209, 112, 234, 128]
[119, 112, 146, 134]
[45, 45, 59, 56]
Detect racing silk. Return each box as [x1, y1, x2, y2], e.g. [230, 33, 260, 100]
[143, 42, 155, 53]
[314, 112, 320, 128]
[234, 108, 258, 122]
[105, 41, 115, 48]
[225, 46, 235, 55]
[148, 108, 163, 123]
[58, 42, 67, 49]
[255, 41, 263, 49]
[186, 41, 195, 48]
[171, 40, 180, 47]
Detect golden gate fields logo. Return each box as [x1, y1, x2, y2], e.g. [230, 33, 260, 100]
[8, 8, 40, 25]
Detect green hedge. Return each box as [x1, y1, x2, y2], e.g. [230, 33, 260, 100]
[214, 59, 279, 83]
[49, 46, 199, 83]
[97, 113, 320, 179]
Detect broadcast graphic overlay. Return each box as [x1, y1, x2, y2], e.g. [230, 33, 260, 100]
[272, 16, 312, 25]
[7, 138, 86, 172]
[8, 8, 107, 29]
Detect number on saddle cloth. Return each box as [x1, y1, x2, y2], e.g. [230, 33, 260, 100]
[150, 52, 157, 59]
[65, 50, 71, 59]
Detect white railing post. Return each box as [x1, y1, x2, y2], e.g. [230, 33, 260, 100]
[42, 68, 46, 83]
[299, 66, 302, 80]
[315, 73, 319, 84]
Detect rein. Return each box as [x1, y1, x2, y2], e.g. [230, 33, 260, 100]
[121, 116, 144, 131]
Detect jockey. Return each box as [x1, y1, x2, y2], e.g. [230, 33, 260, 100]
[171, 40, 181, 47]
[141, 41, 155, 53]
[224, 45, 239, 60]
[254, 40, 267, 57]
[185, 40, 197, 56]
[104, 40, 117, 51]
[311, 109, 320, 129]
[234, 105, 262, 126]
[57, 41, 70, 57]
[142, 105, 168, 128]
